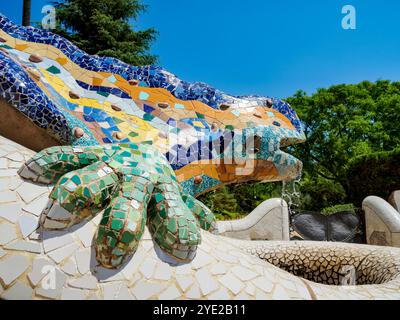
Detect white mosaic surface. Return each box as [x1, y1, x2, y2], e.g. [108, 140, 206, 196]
[0, 135, 400, 300]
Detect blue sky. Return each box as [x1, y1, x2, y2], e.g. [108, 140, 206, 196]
[1, 0, 400, 98]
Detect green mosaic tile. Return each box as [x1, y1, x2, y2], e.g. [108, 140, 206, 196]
[111, 219, 124, 231]
[46, 65, 60, 74]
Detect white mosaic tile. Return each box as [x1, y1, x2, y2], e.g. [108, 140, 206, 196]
[5, 240, 41, 253]
[75, 248, 92, 275]
[159, 285, 181, 300]
[68, 275, 98, 290]
[191, 250, 214, 269]
[210, 263, 227, 275]
[0, 221, 17, 245]
[29, 230, 41, 240]
[0, 190, 17, 203]
[46, 202, 72, 220]
[9, 161, 22, 169]
[139, 258, 157, 279]
[48, 243, 79, 264]
[0, 254, 29, 285]
[6, 152, 24, 162]
[252, 276, 274, 293]
[116, 284, 135, 300]
[18, 214, 39, 238]
[0, 178, 10, 191]
[245, 283, 256, 296]
[0, 158, 7, 169]
[121, 245, 146, 279]
[0, 203, 21, 223]
[61, 258, 78, 276]
[272, 286, 291, 300]
[8, 179, 22, 191]
[0, 169, 18, 177]
[16, 182, 48, 203]
[75, 222, 95, 247]
[22, 194, 48, 216]
[176, 275, 194, 292]
[208, 288, 230, 300]
[231, 265, 258, 281]
[219, 273, 245, 295]
[195, 268, 219, 296]
[185, 283, 201, 299]
[175, 264, 192, 275]
[153, 262, 173, 281]
[255, 289, 270, 300]
[61, 287, 86, 300]
[43, 232, 74, 253]
[101, 282, 122, 300]
[234, 292, 252, 300]
[1, 281, 33, 300]
[131, 280, 166, 300]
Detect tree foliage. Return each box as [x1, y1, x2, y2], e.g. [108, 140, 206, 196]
[287, 80, 400, 206]
[346, 148, 400, 205]
[53, 0, 157, 65]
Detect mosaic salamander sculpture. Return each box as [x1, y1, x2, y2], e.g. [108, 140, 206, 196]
[0, 14, 304, 267]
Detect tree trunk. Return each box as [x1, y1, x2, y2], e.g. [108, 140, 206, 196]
[22, 0, 31, 26]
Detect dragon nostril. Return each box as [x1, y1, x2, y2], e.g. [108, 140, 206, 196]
[253, 111, 263, 118]
[219, 103, 230, 111]
[128, 79, 139, 86]
[158, 102, 169, 109]
[73, 127, 84, 139]
[194, 176, 203, 184]
[113, 132, 124, 140]
[111, 104, 122, 112]
[29, 54, 43, 63]
[69, 91, 80, 99]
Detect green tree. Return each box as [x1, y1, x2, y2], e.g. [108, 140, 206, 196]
[286, 80, 400, 208]
[199, 187, 240, 220]
[346, 148, 400, 205]
[53, 0, 157, 65]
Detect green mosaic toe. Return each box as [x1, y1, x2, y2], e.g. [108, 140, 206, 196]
[148, 184, 201, 262]
[95, 188, 148, 268]
[29, 146, 102, 182]
[183, 194, 217, 232]
[50, 161, 119, 221]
